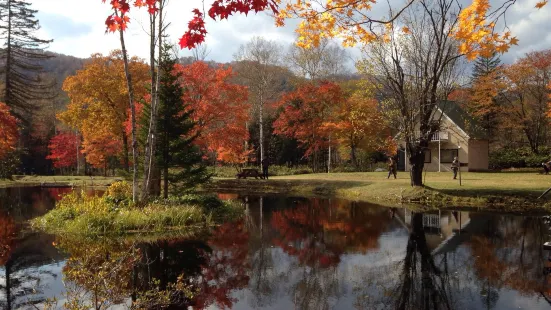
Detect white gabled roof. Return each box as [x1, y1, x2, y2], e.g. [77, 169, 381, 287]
[436, 107, 470, 139]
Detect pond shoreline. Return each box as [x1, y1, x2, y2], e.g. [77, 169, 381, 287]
[0, 175, 122, 188]
[204, 175, 551, 214]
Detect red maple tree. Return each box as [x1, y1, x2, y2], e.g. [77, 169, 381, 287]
[46, 132, 81, 169]
[273, 82, 343, 159]
[174, 61, 251, 164]
[0, 102, 18, 160]
[102, 0, 278, 49]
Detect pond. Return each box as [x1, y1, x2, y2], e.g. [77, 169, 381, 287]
[1, 187, 551, 309]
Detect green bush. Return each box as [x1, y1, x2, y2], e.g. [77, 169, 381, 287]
[490, 147, 551, 169]
[208, 165, 312, 177]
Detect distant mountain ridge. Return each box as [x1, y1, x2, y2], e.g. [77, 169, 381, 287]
[40, 52, 88, 85]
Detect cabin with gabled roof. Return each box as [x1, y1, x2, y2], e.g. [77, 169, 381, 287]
[397, 102, 489, 172]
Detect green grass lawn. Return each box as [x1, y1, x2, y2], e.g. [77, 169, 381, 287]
[274, 171, 550, 197]
[208, 171, 551, 210]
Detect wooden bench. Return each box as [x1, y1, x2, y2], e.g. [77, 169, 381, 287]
[236, 168, 265, 179]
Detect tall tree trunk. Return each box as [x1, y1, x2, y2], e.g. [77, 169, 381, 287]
[76, 130, 80, 175]
[408, 145, 425, 187]
[327, 135, 331, 173]
[259, 94, 264, 167]
[122, 131, 130, 172]
[143, 2, 164, 198]
[117, 12, 138, 202]
[163, 138, 169, 199]
[153, 3, 164, 197]
[350, 142, 357, 168]
[143, 10, 158, 198]
[4, 0, 12, 103]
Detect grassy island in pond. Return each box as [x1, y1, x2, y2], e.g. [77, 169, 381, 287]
[32, 181, 241, 236]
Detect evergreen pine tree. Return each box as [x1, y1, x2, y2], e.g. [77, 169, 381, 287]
[153, 44, 210, 198]
[471, 52, 501, 81]
[469, 53, 502, 143]
[0, 0, 55, 122]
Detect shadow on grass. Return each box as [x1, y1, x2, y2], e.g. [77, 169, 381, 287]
[206, 178, 369, 197]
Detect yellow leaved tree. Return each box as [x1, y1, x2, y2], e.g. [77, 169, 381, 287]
[275, 0, 527, 58]
[58, 51, 149, 171]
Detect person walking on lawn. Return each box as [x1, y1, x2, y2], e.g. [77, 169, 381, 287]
[543, 162, 550, 175]
[261, 158, 269, 180]
[451, 157, 460, 179]
[387, 157, 397, 179]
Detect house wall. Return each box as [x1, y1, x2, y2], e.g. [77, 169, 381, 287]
[402, 116, 470, 172]
[421, 139, 468, 172]
[468, 139, 489, 171]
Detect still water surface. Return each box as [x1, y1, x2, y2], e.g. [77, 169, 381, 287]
[1, 187, 551, 309]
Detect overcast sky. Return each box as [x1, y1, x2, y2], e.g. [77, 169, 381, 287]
[33, 0, 551, 67]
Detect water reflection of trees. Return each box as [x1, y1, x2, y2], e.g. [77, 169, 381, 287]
[51, 219, 250, 309]
[353, 212, 550, 310]
[267, 197, 393, 310]
[392, 213, 453, 310]
[0, 201, 65, 310]
[6, 189, 551, 310]
[468, 215, 547, 308]
[271, 198, 392, 265]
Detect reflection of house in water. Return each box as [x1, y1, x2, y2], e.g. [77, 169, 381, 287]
[394, 209, 471, 253]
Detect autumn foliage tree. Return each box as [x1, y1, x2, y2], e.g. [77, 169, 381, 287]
[0, 102, 18, 161]
[275, 0, 518, 60]
[46, 132, 80, 172]
[102, 0, 278, 49]
[330, 81, 393, 167]
[58, 51, 149, 171]
[174, 61, 251, 165]
[273, 82, 342, 172]
[500, 50, 551, 154]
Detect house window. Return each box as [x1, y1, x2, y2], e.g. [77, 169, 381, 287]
[424, 149, 431, 163]
[441, 149, 458, 163]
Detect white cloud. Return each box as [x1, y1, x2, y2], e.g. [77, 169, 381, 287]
[31, 0, 551, 66]
[33, 0, 300, 62]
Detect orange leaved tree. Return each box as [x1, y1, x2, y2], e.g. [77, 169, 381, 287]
[329, 82, 393, 167]
[501, 50, 551, 154]
[174, 61, 251, 167]
[58, 51, 149, 171]
[273, 82, 342, 172]
[0, 102, 18, 161]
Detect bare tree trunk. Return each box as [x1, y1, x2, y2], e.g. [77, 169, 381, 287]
[408, 145, 425, 187]
[76, 130, 80, 175]
[143, 11, 157, 198]
[143, 2, 165, 198]
[327, 135, 331, 173]
[122, 131, 130, 172]
[117, 12, 138, 202]
[259, 93, 264, 167]
[350, 143, 357, 168]
[153, 3, 164, 196]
